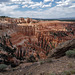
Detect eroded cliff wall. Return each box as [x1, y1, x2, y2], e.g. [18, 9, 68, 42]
[0, 18, 75, 60]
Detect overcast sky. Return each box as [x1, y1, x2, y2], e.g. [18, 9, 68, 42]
[0, 0, 75, 18]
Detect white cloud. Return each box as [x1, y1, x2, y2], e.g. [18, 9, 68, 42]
[3, 5, 74, 19]
[56, 0, 74, 7]
[0, 3, 19, 10]
[0, 3, 19, 16]
[22, 1, 34, 4]
[0, 0, 75, 18]
[28, 2, 43, 8]
[11, 0, 33, 5]
[69, 3, 75, 8]
[44, 0, 54, 3]
[42, 3, 51, 8]
[22, 5, 28, 8]
[56, 1, 62, 4]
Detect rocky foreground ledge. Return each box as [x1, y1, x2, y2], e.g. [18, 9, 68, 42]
[48, 39, 75, 58]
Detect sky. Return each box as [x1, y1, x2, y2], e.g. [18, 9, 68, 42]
[0, 0, 75, 19]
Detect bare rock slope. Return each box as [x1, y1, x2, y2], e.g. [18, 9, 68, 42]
[48, 39, 75, 58]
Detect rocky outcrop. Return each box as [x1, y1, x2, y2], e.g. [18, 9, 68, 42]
[48, 39, 75, 58]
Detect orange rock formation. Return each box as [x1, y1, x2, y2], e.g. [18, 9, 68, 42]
[0, 18, 75, 60]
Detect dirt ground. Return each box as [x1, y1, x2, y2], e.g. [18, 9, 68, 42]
[0, 56, 75, 75]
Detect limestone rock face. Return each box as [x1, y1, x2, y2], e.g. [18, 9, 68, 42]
[48, 39, 75, 58]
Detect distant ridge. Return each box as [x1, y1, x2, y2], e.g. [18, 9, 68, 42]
[0, 16, 10, 18]
[31, 17, 75, 22]
[0, 16, 75, 22]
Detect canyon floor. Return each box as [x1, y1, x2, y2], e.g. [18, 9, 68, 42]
[0, 56, 75, 75]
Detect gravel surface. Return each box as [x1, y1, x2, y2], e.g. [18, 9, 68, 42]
[0, 56, 75, 75]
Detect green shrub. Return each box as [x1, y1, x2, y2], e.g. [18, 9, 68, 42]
[61, 70, 75, 75]
[68, 62, 73, 68]
[72, 49, 75, 51]
[40, 61, 45, 65]
[61, 71, 71, 75]
[66, 50, 75, 58]
[0, 64, 8, 70]
[45, 59, 53, 63]
[39, 60, 45, 65]
[70, 70, 75, 74]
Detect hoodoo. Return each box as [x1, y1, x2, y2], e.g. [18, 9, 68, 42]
[0, 18, 75, 61]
